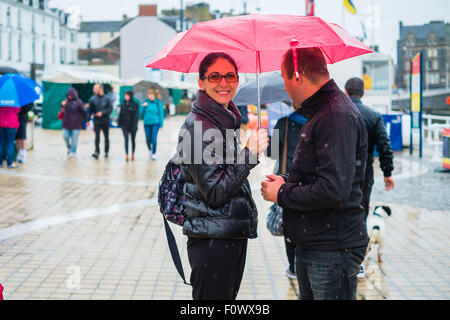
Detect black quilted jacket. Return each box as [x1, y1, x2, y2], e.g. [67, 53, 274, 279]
[177, 90, 259, 239]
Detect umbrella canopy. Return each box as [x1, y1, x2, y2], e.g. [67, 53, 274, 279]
[146, 14, 372, 73]
[0, 73, 41, 108]
[0, 66, 20, 75]
[234, 72, 289, 105]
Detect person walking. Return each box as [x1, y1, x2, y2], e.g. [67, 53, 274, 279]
[118, 90, 139, 161]
[61, 87, 86, 157]
[88, 84, 113, 159]
[0, 106, 20, 168]
[344, 77, 395, 219]
[140, 88, 164, 161]
[261, 47, 369, 300]
[345, 77, 395, 278]
[267, 107, 307, 279]
[175, 52, 268, 300]
[15, 103, 33, 163]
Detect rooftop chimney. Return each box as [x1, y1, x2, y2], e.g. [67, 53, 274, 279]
[139, 4, 157, 16]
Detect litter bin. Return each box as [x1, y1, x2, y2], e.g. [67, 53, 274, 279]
[374, 114, 403, 156]
[443, 128, 450, 169]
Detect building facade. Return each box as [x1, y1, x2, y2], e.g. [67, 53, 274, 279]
[396, 20, 450, 91]
[0, 0, 79, 77]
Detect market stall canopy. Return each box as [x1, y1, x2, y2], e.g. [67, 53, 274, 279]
[42, 67, 122, 84]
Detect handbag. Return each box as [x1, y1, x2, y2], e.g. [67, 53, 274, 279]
[266, 117, 288, 236]
[57, 105, 65, 120]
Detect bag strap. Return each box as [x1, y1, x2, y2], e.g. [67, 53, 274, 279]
[281, 117, 288, 175]
[163, 216, 191, 286]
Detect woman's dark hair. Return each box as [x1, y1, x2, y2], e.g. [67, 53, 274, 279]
[199, 52, 238, 79]
[124, 90, 134, 100]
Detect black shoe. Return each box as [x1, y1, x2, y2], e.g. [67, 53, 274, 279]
[92, 152, 99, 159]
[104, 153, 109, 158]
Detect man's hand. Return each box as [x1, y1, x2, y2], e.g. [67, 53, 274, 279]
[384, 176, 395, 191]
[61, 100, 67, 107]
[95, 111, 102, 117]
[261, 174, 285, 203]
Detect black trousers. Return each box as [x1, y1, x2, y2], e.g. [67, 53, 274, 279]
[362, 166, 374, 222]
[187, 237, 247, 300]
[94, 122, 109, 154]
[122, 128, 137, 155]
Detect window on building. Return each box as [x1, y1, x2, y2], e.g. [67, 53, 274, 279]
[32, 39, 36, 62]
[51, 21, 55, 38]
[17, 9, 21, 30]
[32, 14, 35, 33]
[42, 41, 46, 65]
[0, 32, 2, 60]
[428, 48, 438, 58]
[29, 0, 33, 7]
[39, 0, 44, 10]
[8, 32, 12, 60]
[52, 43, 55, 64]
[7, 7, 11, 26]
[18, 35, 22, 61]
[427, 73, 439, 85]
[362, 60, 390, 91]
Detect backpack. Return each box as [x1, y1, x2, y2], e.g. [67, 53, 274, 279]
[158, 159, 190, 285]
[158, 159, 186, 225]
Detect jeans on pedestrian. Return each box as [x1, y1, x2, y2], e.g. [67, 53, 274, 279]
[0, 127, 17, 167]
[295, 246, 366, 300]
[62, 129, 80, 154]
[144, 124, 160, 154]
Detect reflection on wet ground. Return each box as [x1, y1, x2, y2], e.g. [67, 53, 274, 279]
[0, 116, 448, 300]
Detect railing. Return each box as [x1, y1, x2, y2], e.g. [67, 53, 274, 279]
[422, 114, 450, 162]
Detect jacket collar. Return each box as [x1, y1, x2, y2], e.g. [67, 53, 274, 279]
[299, 79, 338, 119]
[350, 97, 362, 105]
[192, 90, 241, 130]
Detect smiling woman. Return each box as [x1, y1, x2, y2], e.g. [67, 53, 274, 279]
[174, 52, 269, 300]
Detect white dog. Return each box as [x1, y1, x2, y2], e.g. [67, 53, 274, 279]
[366, 205, 392, 263]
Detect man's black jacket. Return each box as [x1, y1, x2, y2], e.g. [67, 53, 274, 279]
[277, 80, 369, 250]
[177, 90, 259, 239]
[350, 97, 394, 177]
[88, 94, 113, 125]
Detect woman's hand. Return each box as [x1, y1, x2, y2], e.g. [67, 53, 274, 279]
[246, 129, 269, 156]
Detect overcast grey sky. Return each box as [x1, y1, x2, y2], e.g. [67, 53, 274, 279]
[48, 0, 450, 60]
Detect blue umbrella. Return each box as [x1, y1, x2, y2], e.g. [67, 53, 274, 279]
[0, 73, 41, 108]
[233, 72, 290, 106]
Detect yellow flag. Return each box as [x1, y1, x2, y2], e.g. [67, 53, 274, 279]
[343, 0, 357, 15]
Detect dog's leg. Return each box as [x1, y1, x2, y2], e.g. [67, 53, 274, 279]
[377, 245, 383, 263]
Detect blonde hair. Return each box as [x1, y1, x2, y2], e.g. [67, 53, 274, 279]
[147, 87, 162, 100]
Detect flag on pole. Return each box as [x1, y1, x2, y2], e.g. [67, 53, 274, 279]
[306, 0, 315, 16]
[343, 0, 357, 15]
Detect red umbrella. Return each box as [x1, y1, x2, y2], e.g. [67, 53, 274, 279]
[147, 14, 372, 125]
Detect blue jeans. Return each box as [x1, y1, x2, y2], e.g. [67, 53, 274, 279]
[144, 124, 160, 154]
[62, 129, 80, 154]
[295, 246, 366, 300]
[0, 127, 17, 167]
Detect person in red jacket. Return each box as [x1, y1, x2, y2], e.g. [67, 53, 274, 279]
[0, 106, 20, 168]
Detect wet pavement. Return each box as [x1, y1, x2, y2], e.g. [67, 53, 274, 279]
[0, 115, 448, 300]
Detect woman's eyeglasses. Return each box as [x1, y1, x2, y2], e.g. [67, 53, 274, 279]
[201, 72, 239, 83]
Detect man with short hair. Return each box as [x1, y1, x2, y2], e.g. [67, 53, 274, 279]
[88, 84, 113, 159]
[344, 77, 395, 221]
[261, 47, 369, 300]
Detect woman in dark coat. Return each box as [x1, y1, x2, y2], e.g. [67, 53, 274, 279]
[118, 90, 139, 161]
[175, 52, 269, 300]
[61, 87, 85, 157]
